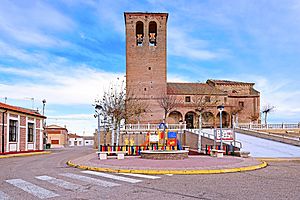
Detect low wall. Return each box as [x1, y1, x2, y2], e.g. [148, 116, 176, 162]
[236, 128, 300, 147]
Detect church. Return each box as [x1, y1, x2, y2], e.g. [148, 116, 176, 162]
[124, 12, 260, 128]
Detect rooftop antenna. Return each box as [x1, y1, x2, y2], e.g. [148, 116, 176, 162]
[24, 97, 34, 109]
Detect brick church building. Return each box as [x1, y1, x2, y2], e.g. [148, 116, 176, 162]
[124, 12, 260, 128]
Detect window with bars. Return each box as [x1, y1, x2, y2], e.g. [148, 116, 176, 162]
[28, 123, 34, 142]
[9, 120, 18, 142]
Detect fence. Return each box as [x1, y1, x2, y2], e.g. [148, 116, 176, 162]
[98, 144, 180, 156]
[238, 123, 300, 130]
[122, 123, 187, 131]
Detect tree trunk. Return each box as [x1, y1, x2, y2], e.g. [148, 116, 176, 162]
[198, 113, 202, 153]
[264, 113, 267, 125]
[111, 117, 115, 145]
[116, 121, 120, 146]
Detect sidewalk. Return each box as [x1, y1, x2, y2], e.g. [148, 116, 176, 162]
[67, 153, 267, 175]
[0, 151, 51, 159]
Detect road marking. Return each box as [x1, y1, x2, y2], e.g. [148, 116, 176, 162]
[5, 179, 59, 199]
[165, 174, 173, 176]
[0, 191, 10, 200]
[81, 171, 142, 183]
[59, 173, 119, 187]
[35, 175, 86, 192]
[118, 173, 161, 179]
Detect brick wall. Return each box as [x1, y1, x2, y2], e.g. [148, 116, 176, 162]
[20, 126, 26, 151]
[125, 13, 168, 123]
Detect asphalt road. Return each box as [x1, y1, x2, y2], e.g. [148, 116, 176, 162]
[0, 147, 299, 200]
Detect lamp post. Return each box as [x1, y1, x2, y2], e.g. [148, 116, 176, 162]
[42, 99, 47, 149]
[217, 105, 224, 151]
[195, 108, 203, 153]
[95, 104, 103, 152]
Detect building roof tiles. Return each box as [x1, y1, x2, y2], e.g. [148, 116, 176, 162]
[0, 102, 46, 118]
[167, 82, 226, 95]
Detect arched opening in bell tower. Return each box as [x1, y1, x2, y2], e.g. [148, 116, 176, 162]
[149, 21, 157, 46]
[136, 21, 144, 46]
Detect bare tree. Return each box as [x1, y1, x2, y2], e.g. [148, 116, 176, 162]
[231, 106, 243, 128]
[97, 80, 148, 145]
[249, 113, 260, 123]
[262, 104, 275, 125]
[194, 92, 219, 129]
[157, 94, 179, 122]
[194, 94, 219, 152]
[124, 90, 149, 124]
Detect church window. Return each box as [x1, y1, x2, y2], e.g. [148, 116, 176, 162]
[185, 96, 191, 103]
[148, 67, 151, 70]
[136, 21, 144, 46]
[144, 88, 147, 91]
[149, 21, 157, 46]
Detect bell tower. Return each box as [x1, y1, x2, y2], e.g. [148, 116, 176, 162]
[124, 12, 168, 123]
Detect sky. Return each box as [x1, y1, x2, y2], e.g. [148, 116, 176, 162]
[0, 0, 300, 135]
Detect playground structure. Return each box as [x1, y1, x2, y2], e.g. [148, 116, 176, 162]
[138, 123, 189, 160]
[95, 123, 241, 158]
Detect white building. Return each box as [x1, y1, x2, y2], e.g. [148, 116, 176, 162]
[83, 136, 94, 146]
[68, 133, 84, 147]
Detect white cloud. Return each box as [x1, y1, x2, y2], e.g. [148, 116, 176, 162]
[0, 0, 75, 47]
[0, 66, 123, 105]
[167, 73, 190, 83]
[168, 27, 221, 60]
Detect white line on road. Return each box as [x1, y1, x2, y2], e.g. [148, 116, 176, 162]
[118, 173, 161, 180]
[59, 173, 120, 187]
[0, 191, 10, 200]
[81, 171, 142, 183]
[5, 179, 59, 199]
[36, 175, 86, 192]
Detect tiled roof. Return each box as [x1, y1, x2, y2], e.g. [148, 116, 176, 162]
[167, 83, 226, 95]
[0, 102, 46, 118]
[46, 125, 67, 130]
[83, 136, 94, 140]
[68, 133, 82, 138]
[250, 88, 260, 95]
[207, 79, 255, 85]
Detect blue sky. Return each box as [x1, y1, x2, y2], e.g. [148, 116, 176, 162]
[0, 0, 300, 135]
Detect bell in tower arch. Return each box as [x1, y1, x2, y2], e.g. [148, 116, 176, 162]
[149, 21, 157, 46]
[136, 21, 144, 46]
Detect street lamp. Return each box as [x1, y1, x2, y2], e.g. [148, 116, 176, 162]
[42, 99, 47, 149]
[95, 104, 103, 151]
[217, 105, 224, 151]
[195, 108, 203, 153]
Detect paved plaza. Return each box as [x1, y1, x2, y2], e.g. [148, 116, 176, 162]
[70, 153, 263, 173]
[0, 147, 299, 199]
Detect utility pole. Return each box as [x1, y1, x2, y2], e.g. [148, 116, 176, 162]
[94, 104, 103, 151]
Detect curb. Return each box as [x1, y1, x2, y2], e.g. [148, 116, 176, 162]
[66, 160, 268, 175]
[257, 158, 300, 162]
[0, 151, 51, 159]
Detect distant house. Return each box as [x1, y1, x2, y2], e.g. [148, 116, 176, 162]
[68, 133, 84, 147]
[0, 102, 46, 154]
[44, 125, 68, 148]
[83, 136, 94, 146]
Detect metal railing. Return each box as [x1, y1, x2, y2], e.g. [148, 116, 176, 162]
[98, 145, 180, 156]
[186, 129, 242, 149]
[122, 123, 187, 131]
[238, 123, 300, 130]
